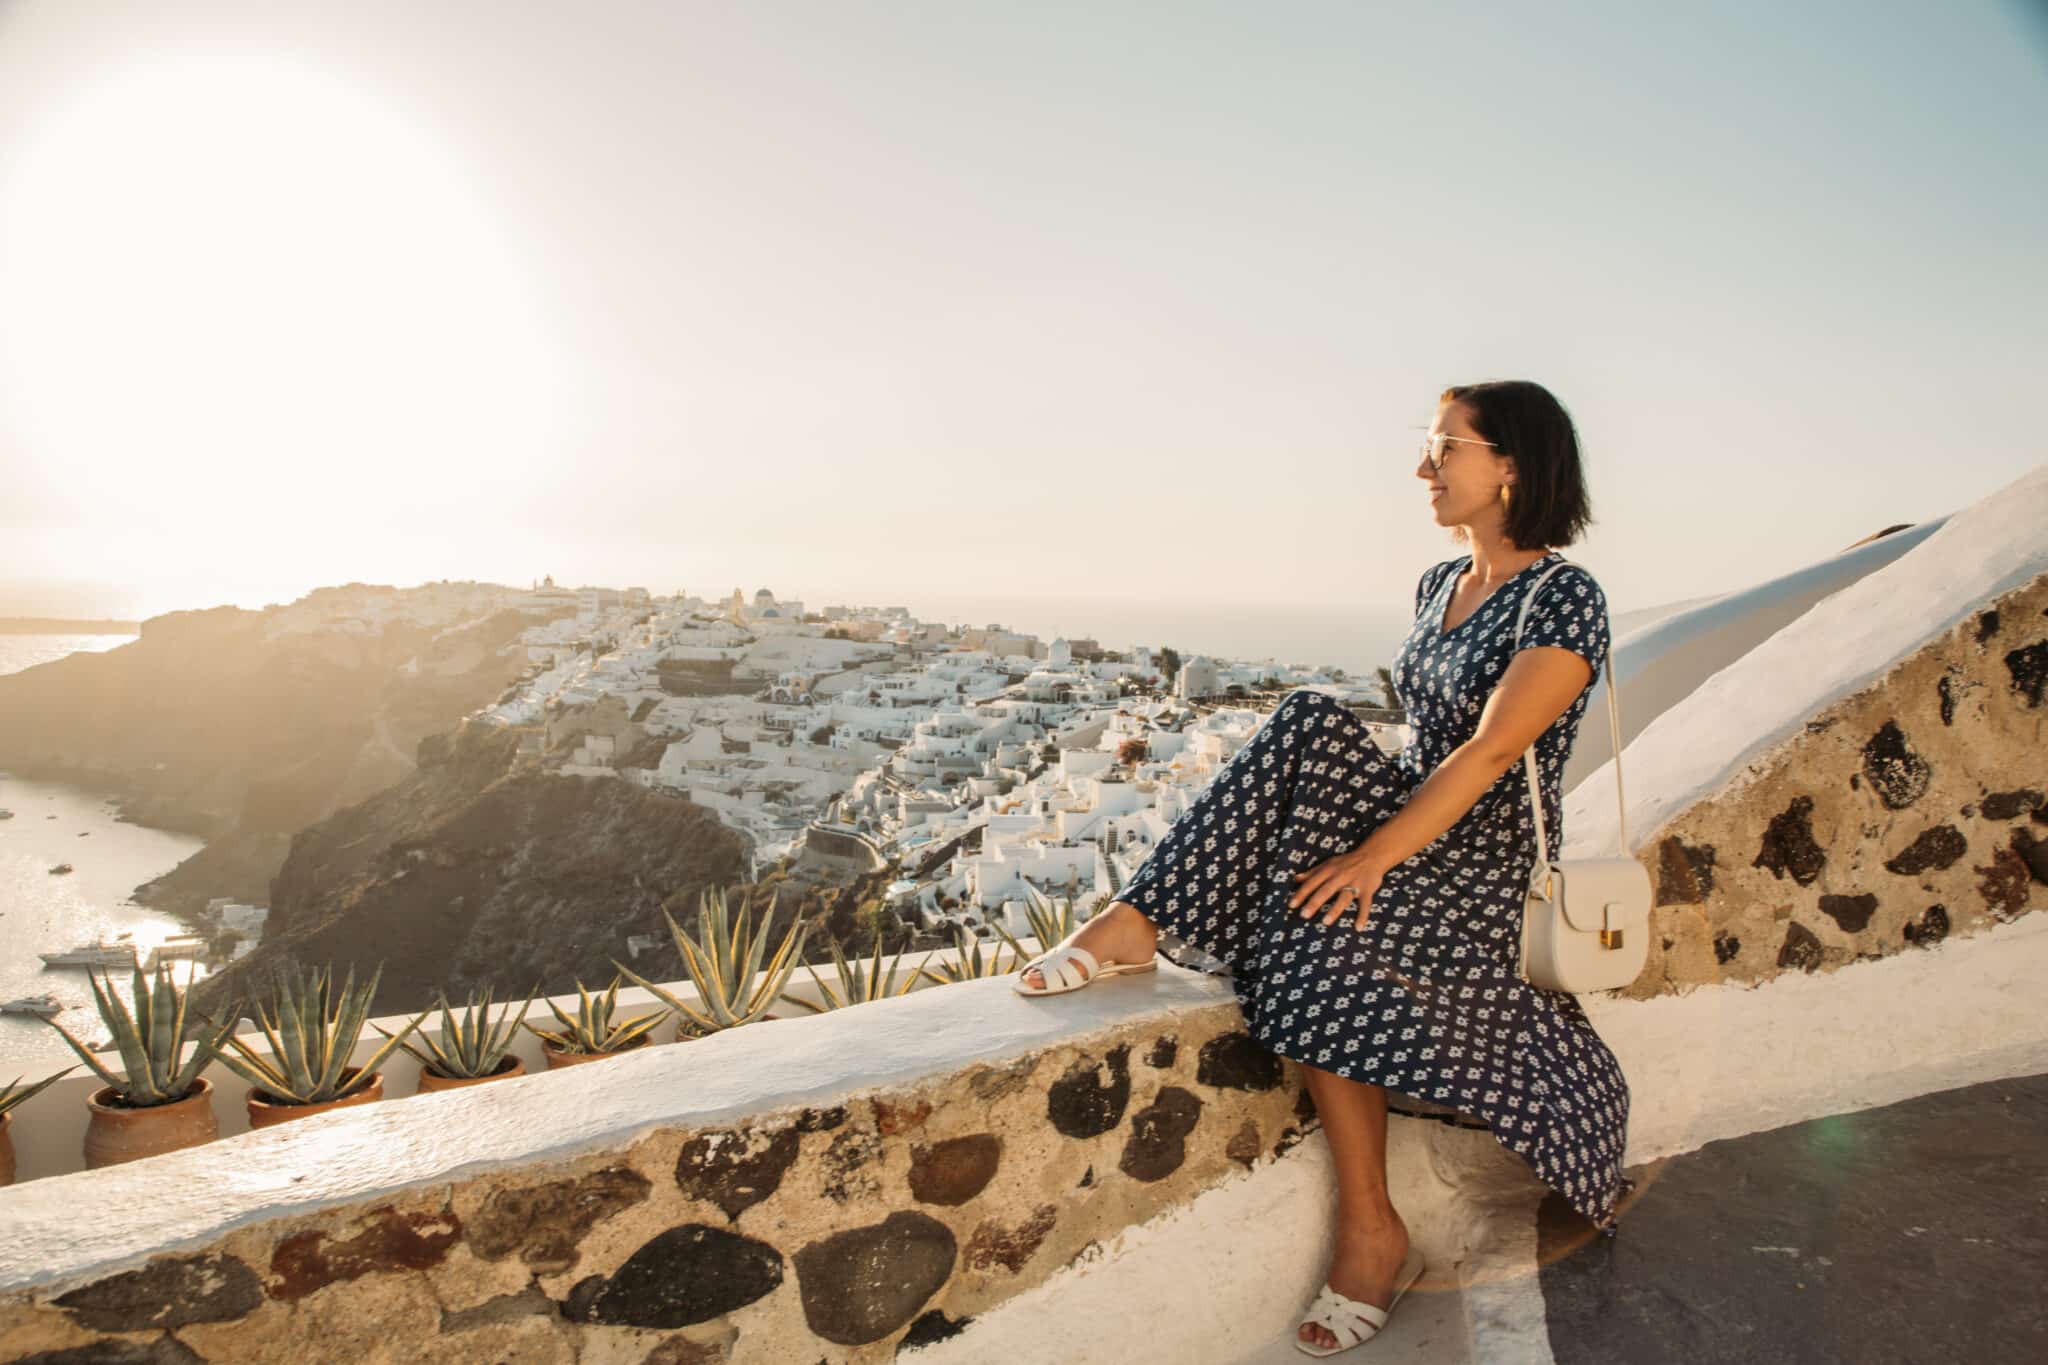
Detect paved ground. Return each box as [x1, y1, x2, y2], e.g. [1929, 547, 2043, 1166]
[1234, 1070, 2048, 1363]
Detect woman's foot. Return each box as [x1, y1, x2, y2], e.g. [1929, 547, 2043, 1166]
[1020, 900, 1158, 990]
[1298, 1217, 1412, 1352]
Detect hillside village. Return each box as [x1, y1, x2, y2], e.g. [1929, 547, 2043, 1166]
[369, 578, 1388, 956]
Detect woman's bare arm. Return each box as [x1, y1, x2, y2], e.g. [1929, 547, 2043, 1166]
[1288, 645, 1594, 918]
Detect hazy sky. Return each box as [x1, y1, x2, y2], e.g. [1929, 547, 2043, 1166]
[1, 0, 2043, 632]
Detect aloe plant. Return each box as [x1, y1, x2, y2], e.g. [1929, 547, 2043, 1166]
[209, 962, 419, 1105]
[1020, 880, 1097, 956]
[522, 975, 666, 1055]
[778, 931, 937, 1013]
[0, 1065, 78, 1118]
[41, 961, 236, 1106]
[614, 884, 809, 1035]
[376, 984, 537, 1079]
[917, 921, 1025, 986]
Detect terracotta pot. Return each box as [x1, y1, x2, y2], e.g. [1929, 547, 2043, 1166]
[541, 1039, 650, 1069]
[0, 1112, 14, 1187]
[414, 1054, 527, 1094]
[245, 1068, 385, 1129]
[83, 1076, 221, 1169]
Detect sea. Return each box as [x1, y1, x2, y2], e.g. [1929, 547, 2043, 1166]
[0, 634, 207, 1076]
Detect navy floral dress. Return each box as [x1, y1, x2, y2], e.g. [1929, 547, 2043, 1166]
[1117, 550, 1631, 1233]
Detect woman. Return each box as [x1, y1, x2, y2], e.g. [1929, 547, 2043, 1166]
[1017, 380, 1631, 1356]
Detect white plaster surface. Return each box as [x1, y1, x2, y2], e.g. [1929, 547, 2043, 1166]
[1565, 462, 2048, 855]
[1561, 514, 1944, 790]
[0, 967, 1233, 1295]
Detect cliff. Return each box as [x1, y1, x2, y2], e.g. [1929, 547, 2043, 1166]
[0, 597, 569, 917]
[185, 718, 911, 1018]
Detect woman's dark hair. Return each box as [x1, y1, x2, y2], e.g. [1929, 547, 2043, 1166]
[1438, 379, 1594, 550]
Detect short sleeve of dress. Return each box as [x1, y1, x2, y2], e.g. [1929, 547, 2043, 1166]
[1414, 559, 1455, 621]
[1516, 563, 1610, 674]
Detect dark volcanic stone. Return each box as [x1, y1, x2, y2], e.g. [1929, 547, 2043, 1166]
[1777, 922, 1825, 972]
[1754, 796, 1826, 886]
[559, 1224, 782, 1329]
[901, 1307, 972, 1348]
[794, 1105, 846, 1132]
[469, 1166, 651, 1270]
[1862, 721, 1931, 809]
[1902, 904, 1950, 947]
[1976, 847, 2032, 916]
[908, 1133, 1001, 1206]
[266, 1204, 461, 1303]
[1713, 932, 1741, 965]
[15, 1341, 206, 1365]
[1976, 609, 2001, 642]
[55, 1254, 262, 1332]
[1147, 1035, 1178, 1068]
[1227, 1118, 1263, 1167]
[2005, 639, 2048, 708]
[820, 1123, 884, 1205]
[964, 1202, 1059, 1273]
[1654, 837, 1717, 906]
[1196, 1031, 1283, 1092]
[1818, 893, 1879, 934]
[1982, 789, 2044, 820]
[676, 1125, 801, 1221]
[1047, 1043, 1132, 1138]
[792, 1211, 957, 1345]
[1885, 824, 1968, 875]
[2017, 829, 2048, 886]
[1119, 1086, 1204, 1182]
[1937, 672, 1959, 725]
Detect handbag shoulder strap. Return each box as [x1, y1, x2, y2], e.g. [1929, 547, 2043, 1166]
[1510, 557, 1629, 873]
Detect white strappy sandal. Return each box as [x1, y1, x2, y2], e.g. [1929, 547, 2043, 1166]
[1294, 1244, 1426, 1357]
[1012, 928, 1158, 996]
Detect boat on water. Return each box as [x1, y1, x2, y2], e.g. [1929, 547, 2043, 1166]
[47, 862, 74, 876]
[38, 938, 139, 968]
[0, 993, 63, 1018]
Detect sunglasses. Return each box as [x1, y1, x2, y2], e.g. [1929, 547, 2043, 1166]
[1420, 430, 1498, 472]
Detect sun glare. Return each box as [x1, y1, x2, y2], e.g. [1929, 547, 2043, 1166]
[0, 46, 565, 582]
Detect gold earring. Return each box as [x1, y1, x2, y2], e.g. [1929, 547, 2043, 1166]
[1500, 484, 1512, 510]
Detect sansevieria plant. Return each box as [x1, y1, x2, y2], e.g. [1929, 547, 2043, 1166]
[614, 884, 810, 1036]
[209, 962, 420, 1105]
[918, 921, 1025, 986]
[376, 985, 537, 1079]
[42, 961, 234, 1106]
[522, 975, 667, 1056]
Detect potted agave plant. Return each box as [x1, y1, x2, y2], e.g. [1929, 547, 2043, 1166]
[42, 961, 237, 1168]
[523, 975, 667, 1069]
[0, 1066, 77, 1185]
[376, 985, 538, 1093]
[210, 962, 422, 1129]
[778, 929, 936, 1013]
[614, 884, 810, 1041]
[917, 921, 1026, 986]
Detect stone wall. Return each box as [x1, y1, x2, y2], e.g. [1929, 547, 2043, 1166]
[1621, 571, 2047, 999]
[0, 977, 1316, 1364]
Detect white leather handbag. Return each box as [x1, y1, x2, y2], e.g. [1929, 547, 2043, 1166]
[1508, 561, 1651, 993]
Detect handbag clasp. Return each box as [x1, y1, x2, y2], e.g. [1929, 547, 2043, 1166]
[1600, 900, 1624, 950]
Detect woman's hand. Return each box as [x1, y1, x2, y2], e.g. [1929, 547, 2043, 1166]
[1288, 849, 1391, 930]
